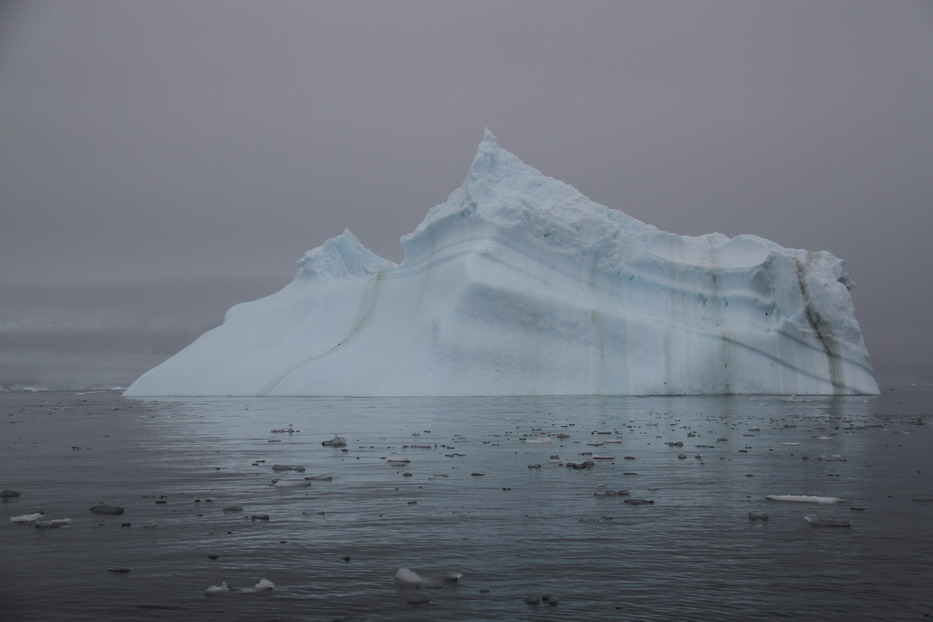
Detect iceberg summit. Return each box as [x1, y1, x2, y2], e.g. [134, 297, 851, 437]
[125, 130, 878, 396]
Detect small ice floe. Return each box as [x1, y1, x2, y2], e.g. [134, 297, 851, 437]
[814, 436, 833, 441]
[223, 505, 243, 513]
[594, 489, 629, 497]
[107, 567, 131, 573]
[766, 495, 846, 504]
[205, 579, 274, 595]
[385, 457, 411, 467]
[10, 512, 44, 523]
[819, 455, 847, 462]
[781, 442, 800, 446]
[804, 514, 851, 528]
[273, 479, 310, 489]
[624, 498, 654, 505]
[565, 460, 595, 469]
[592, 455, 616, 460]
[322, 435, 347, 447]
[272, 464, 306, 472]
[142, 521, 158, 528]
[1, 489, 22, 498]
[522, 437, 552, 444]
[35, 518, 71, 529]
[271, 425, 297, 434]
[304, 473, 334, 481]
[394, 567, 462, 588]
[555, 433, 570, 439]
[90, 504, 125, 515]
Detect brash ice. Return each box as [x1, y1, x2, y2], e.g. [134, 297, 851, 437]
[125, 130, 878, 396]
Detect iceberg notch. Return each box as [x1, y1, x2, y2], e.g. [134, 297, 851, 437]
[125, 130, 878, 396]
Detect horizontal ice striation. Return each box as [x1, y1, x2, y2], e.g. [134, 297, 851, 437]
[125, 129, 878, 396]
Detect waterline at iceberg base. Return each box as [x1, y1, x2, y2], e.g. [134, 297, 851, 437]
[125, 130, 877, 397]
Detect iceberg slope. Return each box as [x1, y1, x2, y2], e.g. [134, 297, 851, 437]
[125, 130, 878, 396]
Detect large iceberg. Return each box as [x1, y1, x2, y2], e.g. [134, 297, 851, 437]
[125, 130, 878, 396]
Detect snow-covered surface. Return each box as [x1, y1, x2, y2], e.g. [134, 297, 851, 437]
[125, 130, 878, 396]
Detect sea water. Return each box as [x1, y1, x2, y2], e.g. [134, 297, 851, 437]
[1, 388, 931, 620]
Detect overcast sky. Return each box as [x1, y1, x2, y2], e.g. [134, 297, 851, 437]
[2, 0, 932, 388]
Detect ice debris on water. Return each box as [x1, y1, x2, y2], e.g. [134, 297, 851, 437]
[322, 435, 347, 447]
[35, 517, 71, 528]
[272, 464, 306, 472]
[272, 479, 310, 489]
[804, 514, 851, 528]
[205, 579, 274, 595]
[10, 512, 44, 523]
[394, 567, 462, 588]
[766, 495, 846, 504]
[1, 489, 22, 498]
[271, 425, 297, 433]
[89, 504, 125, 515]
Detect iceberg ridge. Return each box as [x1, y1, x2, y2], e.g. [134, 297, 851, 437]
[125, 131, 878, 396]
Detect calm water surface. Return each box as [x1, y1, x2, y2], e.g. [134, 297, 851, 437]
[1, 388, 931, 621]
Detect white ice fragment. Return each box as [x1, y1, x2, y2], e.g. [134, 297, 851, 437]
[10, 512, 44, 523]
[273, 479, 310, 488]
[394, 567, 462, 588]
[321, 435, 347, 447]
[205, 582, 231, 595]
[34, 518, 71, 528]
[804, 514, 851, 527]
[766, 495, 847, 504]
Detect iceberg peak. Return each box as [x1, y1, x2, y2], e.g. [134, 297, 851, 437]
[125, 131, 878, 397]
[296, 229, 394, 279]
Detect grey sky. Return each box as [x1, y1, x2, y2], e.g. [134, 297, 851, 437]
[2, 0, 932, 388]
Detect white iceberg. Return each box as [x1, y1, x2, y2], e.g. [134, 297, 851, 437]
[125, 130, 878, 397]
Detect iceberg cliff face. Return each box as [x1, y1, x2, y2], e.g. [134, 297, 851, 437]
[125, 130, 878, 396]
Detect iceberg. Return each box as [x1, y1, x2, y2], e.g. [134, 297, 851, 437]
[125, 130, 878, 397]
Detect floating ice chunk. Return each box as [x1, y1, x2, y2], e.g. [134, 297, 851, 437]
[34, 518, 71, 528]
[89, 504, 124, 515]
[273, 479, 310, 488]
[244, 579, 275, 592]
[272, 464, 306, 472]
[322, 435, 347, 447]
[304, 473, 334, 481]
[522, 437, 552, 444]
[385, 457, 411, 466]
[819, 454, 847, 462]
[804, 514, 851, 527]
[394, 567, 462, 588]
[205, 582, 231, 595]
[10, 512, 44, 523]
[0, 489, 22, 498]
[766, 495, 846, 504]
[271, 425, 297, 433]
[205, 579, 274, 595]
